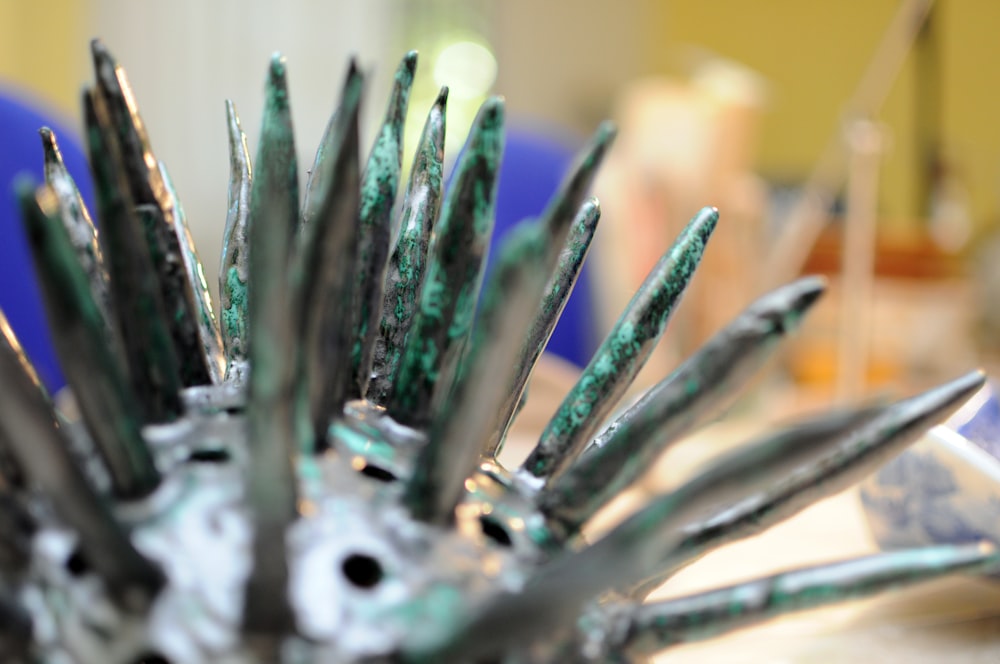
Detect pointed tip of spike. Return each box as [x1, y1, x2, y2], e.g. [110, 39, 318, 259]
[435, 86, 449, 108]
[401, 50, 418, 74]
[90, 38, 117, 77]
[38, 125, 55, 144]
[595, 120, 618, 147]
[784, 275, 827, 317]
[477, 96, 505, 127]
[268, 52, 288, 83]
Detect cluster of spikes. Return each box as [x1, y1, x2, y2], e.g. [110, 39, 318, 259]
[0, 39, 996, 663]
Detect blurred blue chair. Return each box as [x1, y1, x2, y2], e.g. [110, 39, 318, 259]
[491, 122, 598, 368]
[0, 90, 95, 392]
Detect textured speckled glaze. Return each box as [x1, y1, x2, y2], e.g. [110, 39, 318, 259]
[0, 39, 995, 664]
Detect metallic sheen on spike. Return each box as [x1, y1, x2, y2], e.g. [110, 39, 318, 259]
[19, 182, 160, 499]
[91, 39, 218, 388]
[617, 543, 999, 657]
[389, 97, 505, 428]
[160, 162, 225, 383]
[38, 127, 113, 329]
[84, 89, 183, 423]
[243, 53, 301, 635]
[631, 370, 987, 596]
[488, 198, 602, 455]
[368, 86, 448, 406]
[220, 100, 252, 379]
[350, 51, 417, 399]
[524, 206, 719, 479]
[0, 311, 164, 610]
[540, 277, 826, 535]
[293, 61, 363, 440]
[405, 221, 549, 523]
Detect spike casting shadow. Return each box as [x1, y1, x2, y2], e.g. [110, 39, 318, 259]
[0, 40, 995, 663]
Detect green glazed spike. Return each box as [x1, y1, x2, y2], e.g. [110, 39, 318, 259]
[406, 219, 548, 524]
[369, 86, 448, 407]
[349, 51, 418, 399]
[388, 96, 505, 429]
[487, 198, 602, 457]
[523, 206, 719, 479]
[621, 544, 999, 656]
[220, 100, 253, 380]
[630, 370, 987, 597]
[243, 53, 301, 636]
[539, 277, 826, 536]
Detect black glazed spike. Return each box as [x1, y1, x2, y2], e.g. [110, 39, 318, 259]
[90, 39, 219, 387]
[83, 88, 183, 423]
[19, 182, 160, 499]
[0, 306, 164, 610]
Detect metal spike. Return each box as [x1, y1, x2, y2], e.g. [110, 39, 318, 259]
[522, 206, 719, 479]
[618, 543, 999, 657]
[300, 57, 360, 229]
[242, 53, 302, 635]
[0, 589, 33, 660]
[537, 121, 616, 251]
[630, 369, 987, 596]
[83, 88, 183, 423]
[368, 86, 448, 406]
[220, 100, 253, 381]
[292, 61, 363, 441]
[90, 39, 217, 387]
[159, 162, 225, 383]
[487, 198, 602, 456]
[0, 309, 164, 610]
[349, 51, 418, 399]
[388, 97, 505, 429]
[428, 373, 983, 658]
[539, 277, 826, 535]
[19, 182, 160, 499]
[405, 221, 549, 523]
[38, 127, 113, 325]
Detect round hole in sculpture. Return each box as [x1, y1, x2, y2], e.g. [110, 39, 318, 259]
[359, 463, 397, 483]
[342, 553, 384, 589]
[479, 515, 513, 547]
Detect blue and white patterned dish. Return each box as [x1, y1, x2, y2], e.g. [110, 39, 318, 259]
[861, 383, 1000, 550]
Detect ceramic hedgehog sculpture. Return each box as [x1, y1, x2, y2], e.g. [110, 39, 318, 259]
[0, 40, 995, 663]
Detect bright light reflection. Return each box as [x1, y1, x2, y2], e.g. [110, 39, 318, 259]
[433, 40, 498, 100]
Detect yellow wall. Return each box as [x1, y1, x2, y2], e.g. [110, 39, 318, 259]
[646, 1, 1000, 234]
[0, 0, 89, 118]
